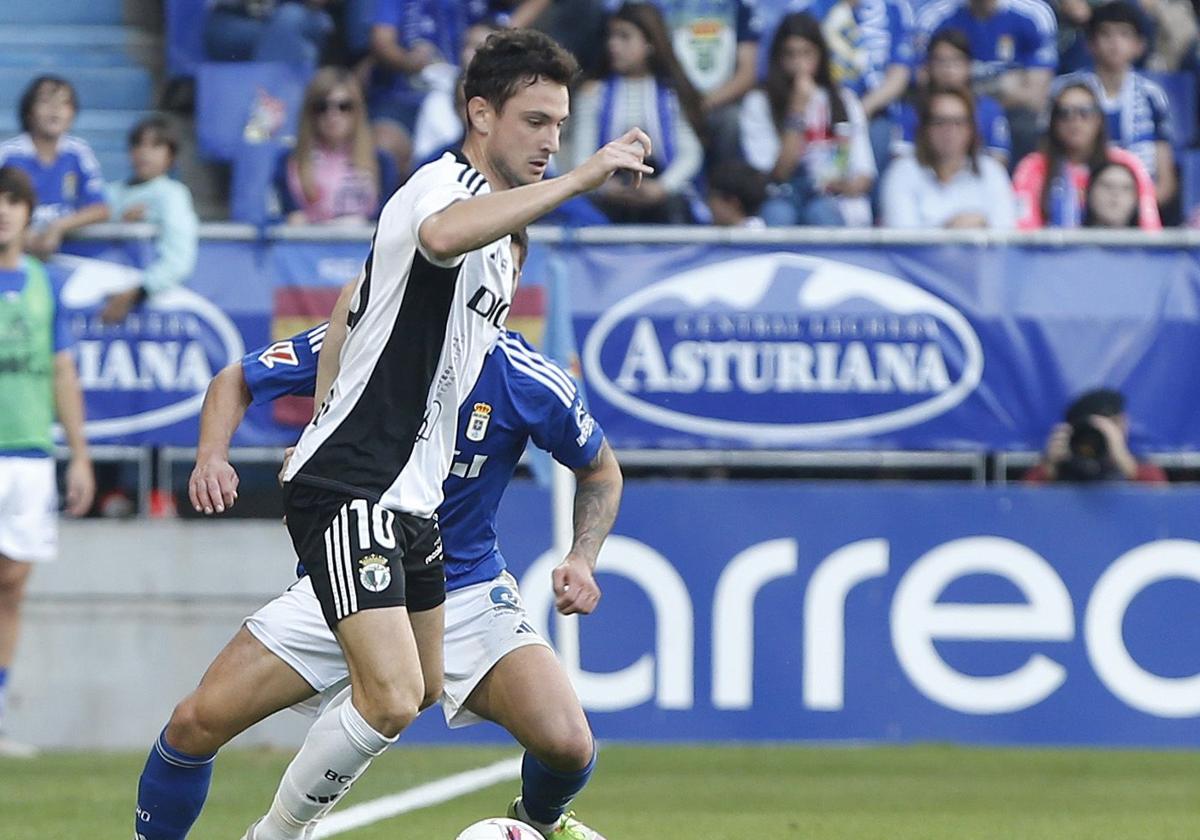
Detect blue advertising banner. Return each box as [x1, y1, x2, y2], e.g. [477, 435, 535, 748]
[560, 244, 1200, 451]
[397, 481, 1200, 746]
[60, 235, 1200, 452]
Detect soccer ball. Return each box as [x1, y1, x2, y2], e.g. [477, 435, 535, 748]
[454, 817, 543, 840]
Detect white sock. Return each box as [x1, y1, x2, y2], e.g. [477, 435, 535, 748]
[255, 691, 396, 840]
[515, 799, 559, 836]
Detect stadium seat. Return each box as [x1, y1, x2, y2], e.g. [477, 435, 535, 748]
[0, 67, 153, 113]
[230, 141, 287, 225]
[4, 0, 123, 25]
[1144, 71, 1197, 150]
[195, 62, 310, 162]
[166, 0, 208, 80]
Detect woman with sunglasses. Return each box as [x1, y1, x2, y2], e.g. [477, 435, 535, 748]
[273, 67, 398, 225]
[1011, 79, 1160, 230]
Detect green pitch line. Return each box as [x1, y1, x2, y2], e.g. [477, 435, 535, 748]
[2, 744, 1198, 840]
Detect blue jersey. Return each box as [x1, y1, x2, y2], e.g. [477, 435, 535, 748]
[0, 134, 107, 230]
[894, 91, 1011, 157]
[916, 0, 1057, 82]
[241, 326, 605, 593]
[1054, 71, 1173, 179]
[789, 0, 916, 99]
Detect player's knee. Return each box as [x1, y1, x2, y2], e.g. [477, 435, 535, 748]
[537, 717, 595, 773]
[358, 685, 422, 737]
[165, 695, 232, 755]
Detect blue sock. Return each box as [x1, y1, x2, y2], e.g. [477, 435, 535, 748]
[0, 666, 9, 726]
[520, 745, 597, 825]
[134, 728, 217, 840]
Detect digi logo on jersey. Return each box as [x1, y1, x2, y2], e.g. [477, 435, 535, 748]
[57, 257, 244, 439]
[581, 253, 984, 445]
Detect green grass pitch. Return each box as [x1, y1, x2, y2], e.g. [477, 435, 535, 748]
[2, 743, 1198, 839]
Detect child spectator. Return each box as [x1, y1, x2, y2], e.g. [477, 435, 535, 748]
[1055, 2, 1176, 207]
[881, 87, 1016, 227]
[787, 0, 917, 170]
[740, 12, 876, 226]
[1012, 79, 1160, 228]
[894, 28, 1011, 164]
[0, 76, 109, 260]
[273, 67, 398, 225]
[706, 160, 769, 226]
[917, 0, 1058, 161]
[102, 117, 200, 324]
[568, 2, 707, 223]
[1083, 158, 1143, 226]
[204, 0, 335, 66]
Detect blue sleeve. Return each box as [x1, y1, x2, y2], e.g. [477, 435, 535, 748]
[48, 265, 74, 352]
[373, 0, 401, 25]
[529, 387, 605, 470]
[1016, 6, 1057, 70]
[736, 0, 763, 42]
[74, 144, 108, 209]
[1148, 82, 1174, 145]
[274, 150, 299, 217]
[981, 96, 1012, 156]
[888, 1, 916, 68]
[240, 323, 327, 405]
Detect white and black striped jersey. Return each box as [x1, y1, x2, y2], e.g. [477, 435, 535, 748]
[282, 151, 517, 517]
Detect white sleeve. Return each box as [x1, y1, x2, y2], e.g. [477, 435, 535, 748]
[843, 91, 877, 179]
[405, 158, 475, 268]
[740, 90, 781, 174]
[659, 92, 704, 193]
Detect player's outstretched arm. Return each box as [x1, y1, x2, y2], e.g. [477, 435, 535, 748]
[419, 128, 654, 262]
[553, 439, 623, 616]
[189, 363, 251, 515]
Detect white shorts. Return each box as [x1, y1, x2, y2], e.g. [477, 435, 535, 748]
[244, 571, 550, 728]
[0, 457, 57, 563]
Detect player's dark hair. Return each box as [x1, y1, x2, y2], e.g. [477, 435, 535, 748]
[0, 165, 38, 222]
[129, 115, 180, 159]
[19, 74, 78, 134]
[1087, 1, 1144, 39]
[463, 29, 579, 123]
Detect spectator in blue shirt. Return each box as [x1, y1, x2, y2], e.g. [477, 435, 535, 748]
[204, 0, 335, 67]
[785, 0, 917, 169]
[894, 28, 1011, 164]
[0, 76, 110, 260]
[1055, 2, 1176, 207]
[917, 0, 1057, 161]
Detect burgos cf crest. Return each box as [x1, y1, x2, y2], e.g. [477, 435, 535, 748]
[466, 402, 492, 442]
[358, 554, 391, 593]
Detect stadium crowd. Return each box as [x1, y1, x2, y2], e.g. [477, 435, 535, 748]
[2, 0, 1200, 236]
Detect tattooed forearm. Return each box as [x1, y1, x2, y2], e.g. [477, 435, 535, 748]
[570, 440, 622, 567]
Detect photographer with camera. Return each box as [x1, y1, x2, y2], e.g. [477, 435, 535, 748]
[1024, 388, 1166, 484]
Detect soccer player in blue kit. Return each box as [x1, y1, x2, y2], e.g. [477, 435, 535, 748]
[132, 277, 620, 840]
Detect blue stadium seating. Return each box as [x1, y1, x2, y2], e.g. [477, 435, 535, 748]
[4, 0, 124, 25]
[196, 62, 310, 161]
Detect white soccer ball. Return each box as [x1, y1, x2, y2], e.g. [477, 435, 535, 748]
[454, 817, 543, 840]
